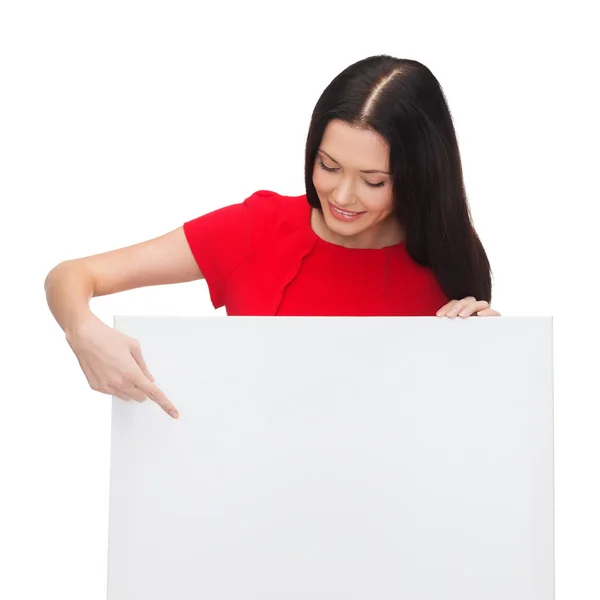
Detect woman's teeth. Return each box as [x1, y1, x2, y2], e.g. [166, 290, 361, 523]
[333, 206, 360, 217]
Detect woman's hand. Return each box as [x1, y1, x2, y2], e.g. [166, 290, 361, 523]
[66, 314, 179, 419]
[436, 296, 501, 318]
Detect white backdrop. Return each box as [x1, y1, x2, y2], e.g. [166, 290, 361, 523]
[1, 1, 598, 599]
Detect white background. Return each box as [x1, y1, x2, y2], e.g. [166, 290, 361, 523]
[0, 1, 597, 598]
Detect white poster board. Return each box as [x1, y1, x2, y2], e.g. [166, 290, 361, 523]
[108, 316, 554, 599]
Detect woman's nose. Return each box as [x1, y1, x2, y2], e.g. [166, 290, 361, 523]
[332, 180, 355, 207]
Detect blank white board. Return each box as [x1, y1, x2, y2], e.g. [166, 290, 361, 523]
[108, 316, 554, 599]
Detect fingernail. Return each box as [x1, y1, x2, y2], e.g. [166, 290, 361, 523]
[169, 410, 179, 419]
[149, 373, 155, 382]
[459, 311, 467, 317]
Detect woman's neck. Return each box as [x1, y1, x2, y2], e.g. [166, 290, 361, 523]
[310, 208, 405, 249]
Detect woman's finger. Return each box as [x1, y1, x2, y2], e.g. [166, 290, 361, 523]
[106, 384, 133, 402]
[121, 385, 148, 402]
[133, 377, 179, 419]
[457, 300, 490, 318]
[436, 299, 459, 317]
[130, 343, 154, 381]
[445, 296, 477, 318]
[477, 308, 502, 317]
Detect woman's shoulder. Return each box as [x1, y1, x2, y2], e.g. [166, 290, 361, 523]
[184, 189, 308, 244]
[244, 189, 307, 214]
[241, 189, 309, 233]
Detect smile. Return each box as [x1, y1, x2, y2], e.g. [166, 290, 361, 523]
[328, 202, 366, 222]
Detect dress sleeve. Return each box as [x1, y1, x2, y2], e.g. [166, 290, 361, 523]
[182, 190, 279, 309]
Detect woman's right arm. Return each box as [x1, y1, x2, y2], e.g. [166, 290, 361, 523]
[44, 226, 204, 419]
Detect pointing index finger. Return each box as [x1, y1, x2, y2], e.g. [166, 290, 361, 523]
[134, 376, 178, 417]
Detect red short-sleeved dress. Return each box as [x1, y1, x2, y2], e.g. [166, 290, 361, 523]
[182, 190, 450, 316]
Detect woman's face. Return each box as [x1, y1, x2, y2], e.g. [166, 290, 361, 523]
[312, 119, 400, 248]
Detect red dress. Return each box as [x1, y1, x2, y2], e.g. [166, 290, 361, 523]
[182, 190, 450, 316]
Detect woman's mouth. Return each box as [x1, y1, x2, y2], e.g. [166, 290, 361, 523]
[328, 202, 366, 223]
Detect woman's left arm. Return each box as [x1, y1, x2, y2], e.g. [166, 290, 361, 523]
[436, 296, 501, 318]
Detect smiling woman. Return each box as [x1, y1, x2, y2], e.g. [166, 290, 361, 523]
[311, 121, 401, 249]
[303, 56, 497, 311]
[45, 54, 500, 417]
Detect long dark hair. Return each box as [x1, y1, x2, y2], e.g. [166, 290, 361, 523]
[304, 55, 493, 303]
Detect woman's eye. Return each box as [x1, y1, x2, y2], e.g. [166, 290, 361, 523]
[318, 158, 386, 188]
[318, 158, 338, 172]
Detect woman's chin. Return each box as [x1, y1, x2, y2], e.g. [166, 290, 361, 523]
[323, 216, 357, 236]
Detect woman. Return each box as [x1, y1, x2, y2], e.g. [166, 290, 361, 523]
[44, 55, 501, 420]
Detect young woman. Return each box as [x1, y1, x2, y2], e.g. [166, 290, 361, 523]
[44, 55, 501, 420]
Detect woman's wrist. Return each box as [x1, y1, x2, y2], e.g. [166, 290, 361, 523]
[64, 311, 101, 344]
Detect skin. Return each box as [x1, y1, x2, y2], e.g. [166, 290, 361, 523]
[311, 119, 501, 319]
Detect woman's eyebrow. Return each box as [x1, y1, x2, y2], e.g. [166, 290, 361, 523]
[318, 148, 390, 175]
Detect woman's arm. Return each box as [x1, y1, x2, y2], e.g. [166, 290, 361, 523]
[43, 226, 204, 417]
[44, 226, 203, 337]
